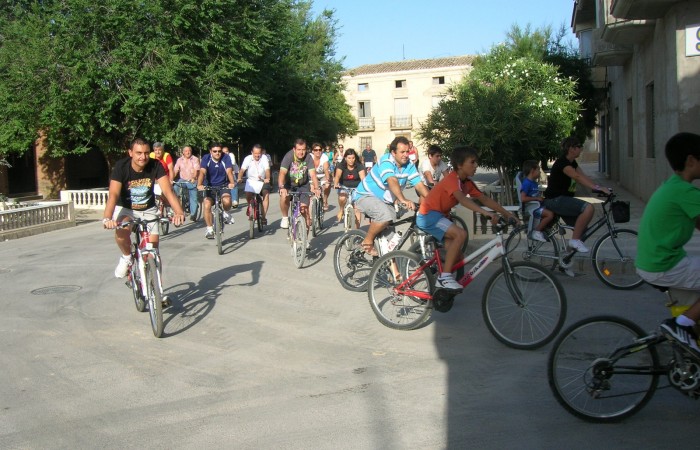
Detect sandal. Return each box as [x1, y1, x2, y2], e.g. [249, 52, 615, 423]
[361, 242, 379, 257]
[323, 204, 330, 212]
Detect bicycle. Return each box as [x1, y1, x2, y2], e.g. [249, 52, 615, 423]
[336, 185, 358, 232]
[287, 188, 309, 268]
[366, 218, 567, 349]
[548, 288, 700, 422]
[203, 185, 228, 255]
[246, 189, 265, 239]
[334, 206, 469, 292]
[505, 190, 642, 290]
[310, 192, 325, 237]
[119, 217, 169, 338]
[174, 180, 202, 222]
[155, 194, 172, 236]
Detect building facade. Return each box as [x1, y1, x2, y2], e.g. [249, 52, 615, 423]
[338, 56, 473, 157]
[572, 0, 700, 202]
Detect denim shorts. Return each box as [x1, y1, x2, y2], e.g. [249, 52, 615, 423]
[416, 211, 452, 242]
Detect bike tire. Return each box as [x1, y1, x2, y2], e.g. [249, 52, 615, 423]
[311, 197, 321, 237]
[450, 212, 469, 254]
[343, 204, 353, 232]
[482, 261, 567, 349]
[145, 258, 164, 338]
[159, 206, 171, 236]
[367, 250, 434, 330]
[256, 197, 263, 232]
[504, 224, 559, 271]
[592, 228, 643, 290]
[215, 207, 223, 255]
[334, 230, 374, 291]
[292, 217, 307, 268]
[248, 212, 255, 240]
[548, 316, 659, 423]
[130, 255, 146, 312]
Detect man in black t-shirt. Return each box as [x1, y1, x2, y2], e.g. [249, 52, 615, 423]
[103, 138, 185, 279]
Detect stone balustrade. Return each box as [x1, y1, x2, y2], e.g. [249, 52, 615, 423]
[0, 201, 75, 240]
[60, 189, 109, 210]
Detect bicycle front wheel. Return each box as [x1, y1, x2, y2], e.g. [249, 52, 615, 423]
[310, 197, 321, 237]
[214, 208, 223, 255]
[504, 224, 559, 271]
[482, 261, 567, 349]
[159, 206, 171, 236]
[130, 258, 145, 312]
[334, 230, 373, 291]
[548, 316, 659, 423]
[592, 228, 643, 290]
[368, 250, 434, 330]
[292, 218, 307, 268]
[256, 198, 264, 232]
[343, 204, 353, 231]
[145, 258, 164, 338]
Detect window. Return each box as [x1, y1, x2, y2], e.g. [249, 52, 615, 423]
[395, 79, 406, 89]
[358, 83, 368, 92]
[645, 82, 655, 158]
[432, 76, 445, 85]
[626, 98, 633, 158]
[360, 137, 372, 150]
[357, 101, 373, 130]
[358, 101, 371, 118]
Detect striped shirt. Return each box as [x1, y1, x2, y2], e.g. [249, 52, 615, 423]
[354, 153, 422, 204]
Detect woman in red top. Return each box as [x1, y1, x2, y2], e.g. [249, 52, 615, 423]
[416, 146, 518, 291]
[150, 142, 174, 184]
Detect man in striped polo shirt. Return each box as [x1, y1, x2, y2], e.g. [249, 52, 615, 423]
[353, 136, 429, 256]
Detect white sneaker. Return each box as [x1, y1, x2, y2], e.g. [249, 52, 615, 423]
[114, 255, 132, 278]
[232, 201, 239, 208]
[280, 216, 289, 229]
[435, 275, 463, 291]
[223, 212, 235, 224]
[205, 229, 215, 239]
[530, 230, 546, 242]
[569, 239, 589, 253]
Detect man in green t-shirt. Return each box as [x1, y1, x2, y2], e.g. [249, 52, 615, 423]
[636, 132, 700, 357]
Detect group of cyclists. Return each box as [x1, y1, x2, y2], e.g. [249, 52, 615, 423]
[103, 133, 700, 362]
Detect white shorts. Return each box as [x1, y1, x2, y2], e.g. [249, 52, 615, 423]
[113, 206, 160, 236]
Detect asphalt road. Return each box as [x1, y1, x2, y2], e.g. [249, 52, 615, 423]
[1, 169, 698, 449]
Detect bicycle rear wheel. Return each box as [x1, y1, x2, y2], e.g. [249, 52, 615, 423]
[129, 256, 145, 312]
[504, 224, 559, 271]
[159, 205, 171, 236]
[367, 250, 434, 330]
[334, 230, 374, 291]
[292, 217, 307, 268]
[482, 261, 566, 349]
[592, 228, 643, 290]
[214, 207, 223, 255]
[548, 316, 659, 422]
[145, 258, 164, 338]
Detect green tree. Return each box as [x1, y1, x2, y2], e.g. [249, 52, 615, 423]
[0, 0, 355, 159]
[419, 44, 579, 201]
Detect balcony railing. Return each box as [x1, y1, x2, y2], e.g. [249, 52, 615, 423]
[358, 117, 375, 131]
[60, 188, 109, 210]
[390, 115, 413, 130]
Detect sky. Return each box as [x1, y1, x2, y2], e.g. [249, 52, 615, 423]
[310, 0, 579, 69]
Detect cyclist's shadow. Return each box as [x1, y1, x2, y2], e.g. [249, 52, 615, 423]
[161, 260, 263, 336]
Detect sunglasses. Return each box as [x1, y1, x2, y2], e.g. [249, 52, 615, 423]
[211, 150, 222, 154]
[313, 148, 322, 152]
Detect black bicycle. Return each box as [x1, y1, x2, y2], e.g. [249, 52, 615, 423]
[247, 191, 265, 239]
[174, 180, 202, 222]
[548, 313, 700, 422]
[506, 190, 642, 289]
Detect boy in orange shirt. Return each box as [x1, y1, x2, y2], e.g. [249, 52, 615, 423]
[416, 146, 519, 291]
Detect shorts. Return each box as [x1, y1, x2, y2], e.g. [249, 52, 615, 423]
[416, 211, 452, 242]
[283, 184, 312, 206]
[113, 206, 159, 236]
[203, 186, 231, 201]
[636, 256, 700, 291]
[543, 196, 588, 218]
[354, 195, 395, 223]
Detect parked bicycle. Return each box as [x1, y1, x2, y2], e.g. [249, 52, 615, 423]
[204, 185, 228, 255]
[174, 180, 202, 222]
[505, 190, 642, 289]
[246, 190, 265, 239]
[119, 217, 169, 338]
[310, 192, 325, 237]
[287, 188, 309, 268]
[548, 287, 700, 422]
[366, 218, 567, 349]
[334, 206, 468, 292]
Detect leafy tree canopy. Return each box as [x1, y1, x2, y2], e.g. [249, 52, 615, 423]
[0, 0, 355, 157]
